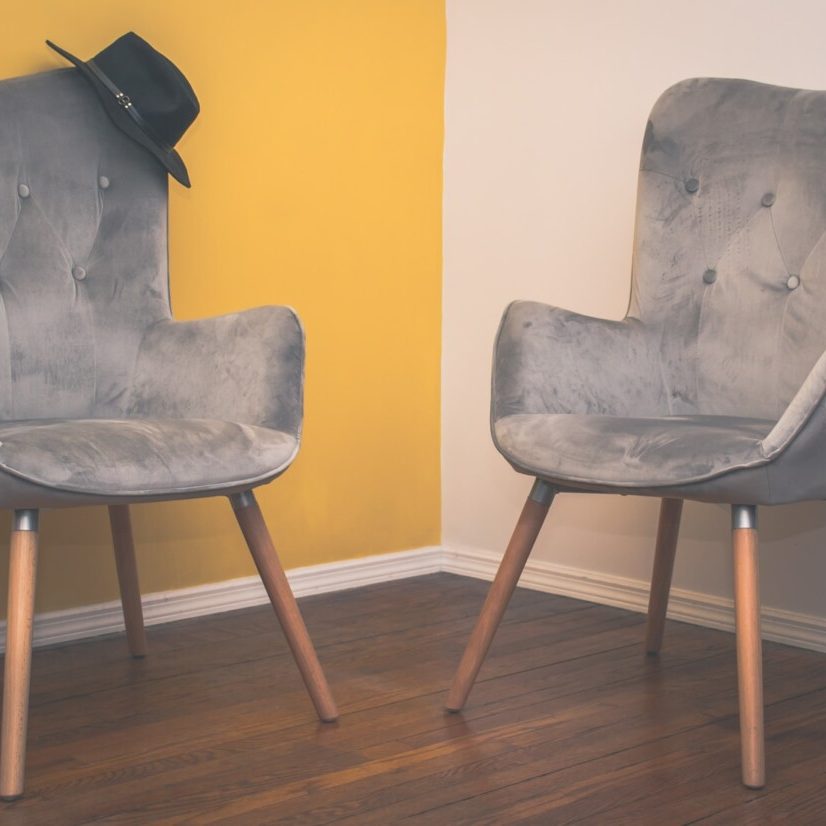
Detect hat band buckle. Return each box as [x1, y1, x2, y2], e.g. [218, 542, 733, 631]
[86, 60, 173, 155]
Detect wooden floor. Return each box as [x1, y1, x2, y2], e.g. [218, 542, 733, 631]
[3, 573, 826, 824]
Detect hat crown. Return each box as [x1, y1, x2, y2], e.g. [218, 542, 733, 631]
[92, 33, 199, 148]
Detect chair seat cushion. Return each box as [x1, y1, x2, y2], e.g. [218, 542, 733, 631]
[494, 413, 777, 488]
[0, 418, 297, 497]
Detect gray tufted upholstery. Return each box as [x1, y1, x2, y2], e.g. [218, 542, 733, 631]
[451, 79, 811, 791]
[0, 68, 303, 506]
[493, 78, 826, 504]
[0, 66, 340, 805]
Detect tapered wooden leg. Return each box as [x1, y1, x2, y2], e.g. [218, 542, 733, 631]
[732, 504, 765, 789]
[446, 479, 555, 712]
[108, 505, 146, 658]
[1, 510, 39, 801]
[645, 498, 683, 654]
[230, 491, 338, 722]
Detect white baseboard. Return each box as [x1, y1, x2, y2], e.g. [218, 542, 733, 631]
[0, 546, 443, 653]
[442, 545, 826, 654]
[3, 542, 826, 654]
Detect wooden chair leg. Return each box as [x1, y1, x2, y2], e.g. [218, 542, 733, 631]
[645, 498, 683, 654]
[108, 505, 147, 658]
[1, 510, 39, 801]
[230, 491, 338, 722]
[446, 479, 554, 712]
[732, 504, 765, 789]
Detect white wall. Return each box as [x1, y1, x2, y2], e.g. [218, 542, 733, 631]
[443, 0, 826, 620]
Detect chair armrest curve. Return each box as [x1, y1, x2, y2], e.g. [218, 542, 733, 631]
[762, 348, 826, 459]
[127, 306, 304, 436]
[492, 300, 665, 421]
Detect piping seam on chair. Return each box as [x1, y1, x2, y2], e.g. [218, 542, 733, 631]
[495, 417, 774, 489]
[0, 428, 299, 498]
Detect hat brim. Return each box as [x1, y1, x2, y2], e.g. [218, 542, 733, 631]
[46, 39, 191, 187]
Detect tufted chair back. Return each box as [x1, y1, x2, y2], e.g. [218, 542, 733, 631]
[0, 68, 171, 421]
[631, 78, 826, 421]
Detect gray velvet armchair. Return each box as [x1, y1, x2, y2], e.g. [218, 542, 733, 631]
[0, 68, 337, 800]
[446, 77, 826, 789]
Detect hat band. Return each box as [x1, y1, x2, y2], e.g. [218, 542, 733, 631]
[86, 60, 174, 155]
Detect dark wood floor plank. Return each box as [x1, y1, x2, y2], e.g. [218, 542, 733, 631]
[1, 573, 824, 825]
[23, 574, 580, 712]
[253, 650, 825, 826]
[449, 687, 826, 826]
[21, 599, 636, 751]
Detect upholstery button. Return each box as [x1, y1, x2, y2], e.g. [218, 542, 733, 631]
[702, 268, 717, 284]
[72, 266, 87, 281]
[761, 193, 775, 207]
[786, 274, 800, 290]
[17, 184, 30, 199]
[99, 175, 110, 190]
[685, 178, 700, 194]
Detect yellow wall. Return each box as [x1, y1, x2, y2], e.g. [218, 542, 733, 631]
[0, 1, 444, 614]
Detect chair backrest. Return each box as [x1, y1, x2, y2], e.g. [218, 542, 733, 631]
[630, 78, 826, 420]
[0, 68, 171, 421]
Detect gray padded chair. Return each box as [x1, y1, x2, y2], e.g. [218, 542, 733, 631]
[0, 68, 337, 801]
[446, 77, 826, 789]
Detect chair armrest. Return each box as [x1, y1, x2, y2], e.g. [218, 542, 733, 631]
[762, 349, 826, 459]
[492, 300, 665, 420]
[755, 348, 826, 503]
[127, 306, 304, 436]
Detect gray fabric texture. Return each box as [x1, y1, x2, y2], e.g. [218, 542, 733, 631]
[0, 419, 296, 496]
[492, 78, 826, 505]
[0, 68, 303, 506]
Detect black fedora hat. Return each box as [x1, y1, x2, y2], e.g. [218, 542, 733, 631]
[46, 32, 199, 187]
